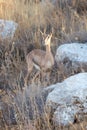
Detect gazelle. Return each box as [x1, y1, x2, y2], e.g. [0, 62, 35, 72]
[24, 33, 54, 86]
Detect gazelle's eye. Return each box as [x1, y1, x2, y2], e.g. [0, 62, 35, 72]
[47, 35, 50, 39]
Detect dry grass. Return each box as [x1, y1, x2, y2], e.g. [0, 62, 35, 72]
[0, 0, 87, 130]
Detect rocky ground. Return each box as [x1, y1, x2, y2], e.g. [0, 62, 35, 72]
[0, 0, 87, 130]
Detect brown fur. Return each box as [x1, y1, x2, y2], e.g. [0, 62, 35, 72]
[25, 34, 54, 86]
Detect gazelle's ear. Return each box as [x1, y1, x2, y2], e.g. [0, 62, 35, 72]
[45, 35, 49, 42]
[39, 29, 46, 39]
[39, 30, 44, 36]
[49, 33, 52, 38]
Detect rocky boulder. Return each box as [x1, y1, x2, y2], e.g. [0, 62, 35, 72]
[0, 19, 18, 40]
[55, 43, 87, 76]
[45, 73, 87, 126]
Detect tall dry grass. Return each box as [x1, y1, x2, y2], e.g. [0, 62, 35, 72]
[0, 0, 87, 48]
[0, 0, 87, 130]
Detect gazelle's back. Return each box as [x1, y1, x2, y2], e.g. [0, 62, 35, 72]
[26, 49, 45, 67]
[26, 48, 54, 71]
[24, 33, 54, 86]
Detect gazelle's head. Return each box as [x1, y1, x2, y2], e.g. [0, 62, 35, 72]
[44, 33, 52, 46]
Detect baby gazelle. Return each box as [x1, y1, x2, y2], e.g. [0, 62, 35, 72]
[25, 34, 54, 86]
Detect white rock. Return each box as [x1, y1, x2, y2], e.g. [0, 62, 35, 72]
[53, 105, 78, 126]
[0, 19, 18, 40]
[55, 43, 87, 63]
[55, 43, 87, 74]
[45, 73, 87, 126]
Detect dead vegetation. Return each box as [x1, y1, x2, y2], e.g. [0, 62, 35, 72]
[0, 0, 87, 130]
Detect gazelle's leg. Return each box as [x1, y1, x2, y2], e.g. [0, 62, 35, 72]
[24, 61, 33, 86]
[24, 73, 29, 87]
[46, 71, 50, 85]
[32, 71, 40, 83]
[41, 71, 50, 85]
[40, 70, 46, 82]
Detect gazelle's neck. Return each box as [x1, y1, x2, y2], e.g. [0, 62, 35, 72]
[46, 44, 51, 53]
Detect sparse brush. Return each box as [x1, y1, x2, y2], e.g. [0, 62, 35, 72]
[0, 0, 87, 130]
